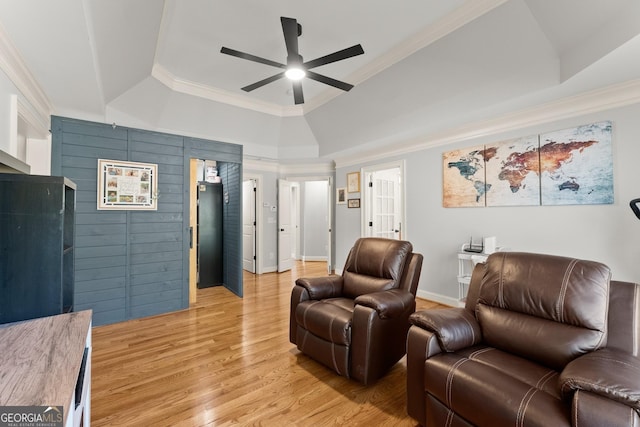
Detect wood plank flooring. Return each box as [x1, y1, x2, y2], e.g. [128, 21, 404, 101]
[91, 261, 446, 426]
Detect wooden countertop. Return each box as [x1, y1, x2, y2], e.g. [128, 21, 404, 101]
[0, 310, 92, 417]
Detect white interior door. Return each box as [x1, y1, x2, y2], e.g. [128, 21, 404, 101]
[242, 179, 256, 273]
[291, 183, 300, 260]
[278, 179, 294, 272]
[327, 178, 333, 273]
[363, 163, 404, 240]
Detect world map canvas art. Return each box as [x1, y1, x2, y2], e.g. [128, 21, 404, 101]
[485, 135, 540, 207]
[539, 121, 613, 205]
[442, 121, 613, 208]
[443, 145, 487, 207]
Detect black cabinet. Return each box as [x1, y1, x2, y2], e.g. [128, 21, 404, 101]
[0, 173, 76, 324]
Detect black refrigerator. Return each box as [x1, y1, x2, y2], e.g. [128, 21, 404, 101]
[197, 182, 223, 288]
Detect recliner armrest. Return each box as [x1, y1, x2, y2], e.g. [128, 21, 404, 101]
[354, 288, 415, 319]
[560, 348, 640, 410]
[295, 275, 343, 300]
[409, 308, 482, 352]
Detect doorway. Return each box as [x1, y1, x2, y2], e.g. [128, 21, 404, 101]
[190, 160, 224, 297]
[362, 161, 405, 240]
[242, 178, 256, 273]
[242, 173, 263, 274]
[278, 177, 332, 273]
[189, 159, 245, 303]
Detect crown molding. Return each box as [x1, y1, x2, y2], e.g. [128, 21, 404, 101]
[243, 158, 280, 173]
[17, 96, 48, 139]
[334, 78, 640, 168]
[152, 64, 304, 117]
[279, 161, 335, 176]
[151, 1, 507, 117]
[0, 22, 52, 130]
[243, 157, 335, 175]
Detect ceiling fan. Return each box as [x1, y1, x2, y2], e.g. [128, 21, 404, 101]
[220, 16, 364, 105]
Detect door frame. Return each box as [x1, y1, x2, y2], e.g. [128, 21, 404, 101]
[243, 173, 263, 274]
[281, 175, 333, 273]
[277, 179, 294, 272]
[361, 160, 406, 240]
[189, 159, 198, 305]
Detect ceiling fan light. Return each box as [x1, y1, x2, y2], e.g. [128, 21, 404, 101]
[285, 67, 306, 80]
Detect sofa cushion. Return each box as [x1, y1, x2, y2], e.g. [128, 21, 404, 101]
[295, 298, 354, 345]
[425, 345, 569, 427]
[477, 305, 607, 371]
[342, 271, 394, 299]
[296, 328, 350, 377]
[342, 238, 412, 297]
[478, 252, 610, 369]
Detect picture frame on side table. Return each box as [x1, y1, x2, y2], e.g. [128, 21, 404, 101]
[347, 171, 360, 193]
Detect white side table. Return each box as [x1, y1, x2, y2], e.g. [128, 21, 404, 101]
[456, 244, 508, 306]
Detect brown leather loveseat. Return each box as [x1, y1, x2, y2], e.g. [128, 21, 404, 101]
[407, 251, 640, 426]
[290, 237, 423, 385]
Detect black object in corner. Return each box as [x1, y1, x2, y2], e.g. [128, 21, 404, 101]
[630, 199, 640, 220]
[0, 173, 76, 324]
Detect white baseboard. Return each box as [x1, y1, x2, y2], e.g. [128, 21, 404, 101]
[301, 256, 327, 262]
[416, 290, 462, 307]
[259, 263, 461, 308]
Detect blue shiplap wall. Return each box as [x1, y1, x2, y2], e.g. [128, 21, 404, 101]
[218, 161, 242, 296]
[51, 116, 242, 325]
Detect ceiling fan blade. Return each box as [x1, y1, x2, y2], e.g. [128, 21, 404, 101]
[303, 44, 364, 70]
[241, 72, 286, 92]
[305, 70, 354, 92]
[220, 47, 286, 69]
[292, 81, 304, 105]
[281, 17, 300, 58]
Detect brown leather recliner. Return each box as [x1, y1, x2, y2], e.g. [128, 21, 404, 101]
[290, 237, 423, 385]
[407, 251, 640, 427]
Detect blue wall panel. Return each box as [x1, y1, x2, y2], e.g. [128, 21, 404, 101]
[218, 161, 243, 296]
[51, 116, 243, 325]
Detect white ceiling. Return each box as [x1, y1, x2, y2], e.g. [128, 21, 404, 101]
[0, 0, 639, 161]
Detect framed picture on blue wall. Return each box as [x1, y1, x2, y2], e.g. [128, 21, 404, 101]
[98, 159, 158, 210]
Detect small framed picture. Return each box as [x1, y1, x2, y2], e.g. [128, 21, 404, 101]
[336, 187, 347, 204]
[98, 159, 158, 210]
[347, 171, 360, 193]
[348, 198, 360, 208]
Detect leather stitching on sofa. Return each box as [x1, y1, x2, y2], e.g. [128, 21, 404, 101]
[407, 252, 640, 427]
[290, 238, 423, 385]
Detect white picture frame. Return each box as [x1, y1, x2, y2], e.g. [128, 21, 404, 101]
[98, 159, 158, 210]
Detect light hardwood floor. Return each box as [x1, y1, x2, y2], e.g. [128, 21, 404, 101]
[91, 261, 445, 426]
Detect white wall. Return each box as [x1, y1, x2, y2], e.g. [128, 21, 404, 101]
[0, 72, 20, 156]
[25, 138, 51, 175]
[336, 102, 640, 305]
[0, 69, 51, 173]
